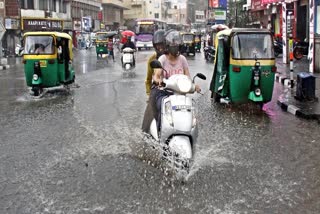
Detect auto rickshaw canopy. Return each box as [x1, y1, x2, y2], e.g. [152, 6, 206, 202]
[23, 31, 73, 60]
[180, 32, 195, 43]
[215, 28, 275, 64]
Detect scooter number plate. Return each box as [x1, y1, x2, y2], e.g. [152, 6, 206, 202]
[172, 105, 192, 111]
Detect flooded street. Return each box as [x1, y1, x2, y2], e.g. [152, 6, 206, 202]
[1, 48, 320, 213]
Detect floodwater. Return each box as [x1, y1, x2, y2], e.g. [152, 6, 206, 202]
[0, 48, 319, 213]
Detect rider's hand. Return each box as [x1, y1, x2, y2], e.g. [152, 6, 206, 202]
[195, 84, 201, 93]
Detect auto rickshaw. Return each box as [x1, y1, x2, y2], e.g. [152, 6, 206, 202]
[23, 32, 75, 96]
[180, 32, 196, 56]
[209, 28, 276, 108]
[195, 34, 201, 52]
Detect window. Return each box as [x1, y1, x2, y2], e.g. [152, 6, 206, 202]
[39, 0, 48, 10]
[155, 13, 159, 19]
[21, 0, 34, 9]
[150, 11, 152, 14]
[174, 5, 177, 9]
[24, 36, 54, 55]
[48, 0, 56, 12]
[20, 0, 25, 8]
[232, 34, 273, 59]
[62, 1, 67, 13]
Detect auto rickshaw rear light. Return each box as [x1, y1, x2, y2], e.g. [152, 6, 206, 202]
[232, 67, 241, 72]
[48, 59, 55, 64]
[271, 66, 277, 72]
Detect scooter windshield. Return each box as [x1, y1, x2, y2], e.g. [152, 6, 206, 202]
[24, 36, 54, 55]
[232, 33, 274, 59]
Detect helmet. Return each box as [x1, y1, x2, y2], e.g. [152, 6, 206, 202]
[153, 29, 166, 57]
[164, 30, 182, 57]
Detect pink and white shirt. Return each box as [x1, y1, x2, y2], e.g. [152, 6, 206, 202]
[158, 54, 188, 78]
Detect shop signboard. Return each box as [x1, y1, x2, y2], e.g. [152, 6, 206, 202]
[63, 21, 73, 30]
[82, 16, 92, 32]
[22, 18, 63, 31]
[5, 18, 20, 29]
[251, 0, 266, 11]
[262, 0, 278, 4]
[208, 0, 219, 9]
[208, 9, 227, 21]
[74, 21, 81, 31]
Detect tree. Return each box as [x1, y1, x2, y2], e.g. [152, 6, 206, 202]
[226, 0, 250, 28]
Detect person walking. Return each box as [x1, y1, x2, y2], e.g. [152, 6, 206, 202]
[108, 37, 115, 62]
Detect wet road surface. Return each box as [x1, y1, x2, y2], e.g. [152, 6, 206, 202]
[0, 48, 320, 213]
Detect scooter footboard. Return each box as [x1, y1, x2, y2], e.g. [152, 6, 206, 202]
[168, 135, 192, 159]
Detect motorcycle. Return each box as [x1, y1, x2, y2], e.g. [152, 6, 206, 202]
[148, 60, 206, 173]
[274, 39, 283, 57]
[293, 39, 309, 60]
[203, 46, 215, 62]
[121, 47, 135, 71]
[15, 44, 24, 57]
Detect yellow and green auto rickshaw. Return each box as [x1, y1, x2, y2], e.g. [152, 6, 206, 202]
[23, 31, 75, 96]
[195, 34, 201, 52]
[95, 31, 109, 58]
[209, 28, 276, 108]
[95, 31, 118, 58]
[180, 32, 196, 56]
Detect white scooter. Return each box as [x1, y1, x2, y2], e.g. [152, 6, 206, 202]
[148, 60, 206, 172]
[15, 44, 24, 57]
[122, 47, 135, 71]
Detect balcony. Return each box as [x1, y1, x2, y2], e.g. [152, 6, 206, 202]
[102, 0, 129, 9]
[132, 0, 144, 5]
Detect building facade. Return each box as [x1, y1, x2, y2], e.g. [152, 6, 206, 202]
[101, 0, 128, 31]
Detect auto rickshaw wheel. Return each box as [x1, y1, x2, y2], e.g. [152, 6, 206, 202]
[258, 102, 264, 110]
[32, 86, 42, 96]
[211, 92, 221, 103]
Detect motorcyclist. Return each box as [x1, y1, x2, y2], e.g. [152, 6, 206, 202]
[150, 30, 201, 131]
[142, 29, 166, 133]
[145, 29, 166, 96]
[121, 36, 136, 67]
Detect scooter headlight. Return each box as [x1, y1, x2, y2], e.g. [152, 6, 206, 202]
[177, 78, 192, 93]
[254, 88, 261, 96]
[33, 74, 39, 80]
[165, 101, 173, 126]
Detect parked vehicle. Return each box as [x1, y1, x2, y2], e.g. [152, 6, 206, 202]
[23, 32, 75, 96]
[274, 39, 283, 57]
[204, 46, 215, 62]
[293, 39, 309, 60]
[210, 28, 277, 108]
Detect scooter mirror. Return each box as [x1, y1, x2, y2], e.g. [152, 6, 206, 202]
[196, 73, 206, 80]
[150, 60, 162, 69]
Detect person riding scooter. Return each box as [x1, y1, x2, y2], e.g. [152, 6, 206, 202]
[142, 29, 166, 133]
[149, 30, 201, 131]
[121, 36, 136, 67]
